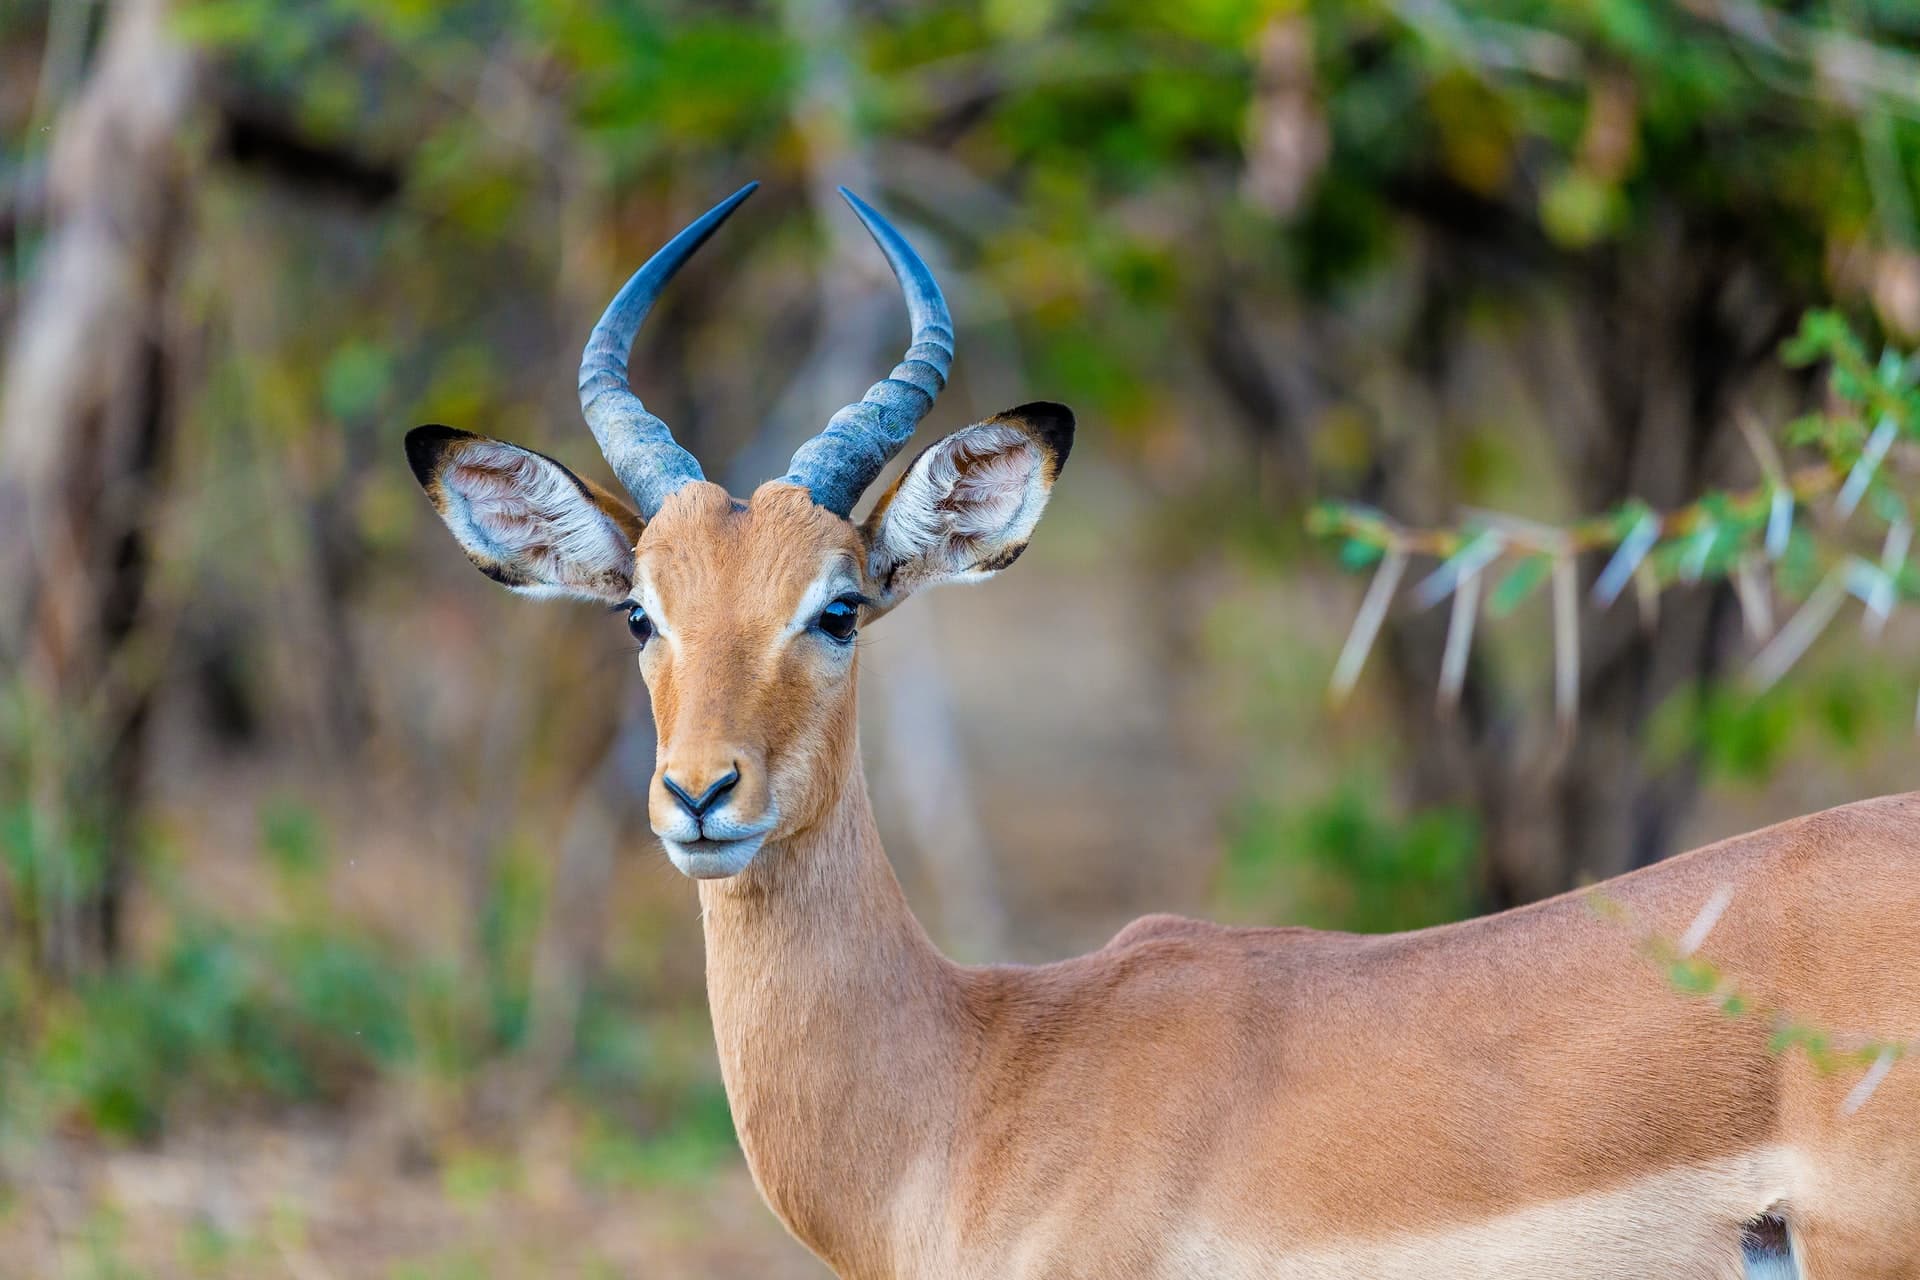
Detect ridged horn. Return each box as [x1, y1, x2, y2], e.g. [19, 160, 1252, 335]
[783, 188, 953, 516]
[578, 182, 757, 518]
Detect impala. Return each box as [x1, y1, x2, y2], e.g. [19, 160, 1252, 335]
[406, 183, 1920, 1279]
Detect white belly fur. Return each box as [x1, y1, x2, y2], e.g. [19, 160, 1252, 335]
[1161, 1147, 1802, 1280]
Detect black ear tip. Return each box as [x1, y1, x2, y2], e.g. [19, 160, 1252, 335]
[1007, 401, 1074, 469]
[405, 424, 473, 486]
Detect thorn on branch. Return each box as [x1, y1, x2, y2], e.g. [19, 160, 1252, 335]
[1842, 1047, 1899, 1115]
[1412, 530, 1503, 610]
[1731, 557, 1774, 640]
[1677, 885, 1735, 957]
[1679, 517, 1719, 583]
[1312, 318, 1918, 728]
[1862, 518, 1913, 639]
[1551, 550, 1579, 732]
[1766, 487, 1794, 559]
[1592, 511, 1659, 606]
[1749, 567, 1852, 691]
[1437, 565, 1482, 716]
[1835, 415, 1898, 520]
[1329, 548, 1408, 705]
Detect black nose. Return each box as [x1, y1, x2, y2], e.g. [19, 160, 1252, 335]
[663, 768, 740, 820]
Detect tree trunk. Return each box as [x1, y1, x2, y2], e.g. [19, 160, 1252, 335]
[0, 0, 202, 973]
[1387, 217, 1804, 906]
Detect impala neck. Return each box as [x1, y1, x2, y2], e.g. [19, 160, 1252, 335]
[696, 737, 970, 1272]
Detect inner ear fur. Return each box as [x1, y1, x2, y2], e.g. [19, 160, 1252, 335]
[406, 424, 643, 603]
[861, 401, 1074, 603]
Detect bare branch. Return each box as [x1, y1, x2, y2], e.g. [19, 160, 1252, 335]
[1732, 556, 1775, 640]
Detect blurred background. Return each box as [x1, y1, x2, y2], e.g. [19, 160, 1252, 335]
[3, 0, 1919, 1274]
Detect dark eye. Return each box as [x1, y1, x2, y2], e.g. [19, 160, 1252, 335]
[816, 598, 859, 644]
[625, 603, 653, 646]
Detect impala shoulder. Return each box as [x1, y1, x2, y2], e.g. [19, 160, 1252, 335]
[1105, 913, 1216, 949]
[1105, 912, 1334, 954]
[1762, 790, 1920, 869]
[1823, 789, 1920, 832]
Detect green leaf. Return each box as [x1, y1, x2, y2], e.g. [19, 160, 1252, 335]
[1338, 538, 1386, 570]
[1487, 555, 1551, 616]
[321, 342, 393, 422]
[1540, 169, 1623, 248]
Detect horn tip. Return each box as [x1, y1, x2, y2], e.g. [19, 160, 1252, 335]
[720, 180, 760, 212]
[838, 187, 905, 250]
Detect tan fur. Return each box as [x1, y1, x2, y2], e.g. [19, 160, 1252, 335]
[417, 420, 1920, 1276]
[643, 494, 1920, 1276]
[696, 740, 1920, 1276]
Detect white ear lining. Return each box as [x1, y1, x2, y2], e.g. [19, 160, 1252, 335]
[456, 449, 630, 556]
[869, 423, 1051, 590]
[438, 442, 635, 599]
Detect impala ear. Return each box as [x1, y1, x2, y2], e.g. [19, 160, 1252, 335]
[405, 424, 642, 604]
[860, 401, 1072, 609]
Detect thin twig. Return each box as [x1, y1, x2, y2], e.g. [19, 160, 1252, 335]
[1551, 548, 1579, 732]
[1732, 556, 1775, 640]
[1842, 1047, 1899, 1115]
[1749, 567, 1853, 691]
[1329, 548, 1408, 704]
[1835, 415, 1898, 519]
[1437, 567, 1481, 715]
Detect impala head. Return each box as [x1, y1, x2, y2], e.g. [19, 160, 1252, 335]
[406, 184, 1072, 880]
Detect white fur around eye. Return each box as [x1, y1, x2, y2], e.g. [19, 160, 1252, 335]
[787, 557, 865, 637]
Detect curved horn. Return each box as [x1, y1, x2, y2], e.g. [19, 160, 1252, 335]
[783, 188, 953, 516]
[579, 182, 757, 518]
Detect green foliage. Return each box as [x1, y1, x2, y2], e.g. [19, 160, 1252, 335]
[1222, 785, 1481, 933]
[120, 0, 1896, 467]
[1314, 310, 1920, 735]
[578, 1085, 737, 1189]
[477, 845, 547, 1050]
[0, 804, 624, 1146]
[1487, 555, 1551, 616]
[22, 918, 404, 1139]
[1785, 309, 1920, 458]
[1649, 660, 1915, 785]
[3, 804, 414, 1140]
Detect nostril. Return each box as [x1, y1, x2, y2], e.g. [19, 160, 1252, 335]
[664, 768, 741, 819]
[661, 775, 697, 816]
[693, 768, 740, 815]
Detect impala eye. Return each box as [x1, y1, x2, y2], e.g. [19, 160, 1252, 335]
[624, 603, 654, 646]
[816, 598, 859, 644]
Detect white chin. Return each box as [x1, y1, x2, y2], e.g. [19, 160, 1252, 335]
[663, 836, 765, 880]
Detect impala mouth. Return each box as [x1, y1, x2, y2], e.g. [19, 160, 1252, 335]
[662, 833, 767, 879]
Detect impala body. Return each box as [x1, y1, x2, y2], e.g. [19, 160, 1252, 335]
[408, 184, 1920, 1278]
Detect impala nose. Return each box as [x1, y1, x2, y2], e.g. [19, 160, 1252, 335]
[662, 767, 741, 820]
